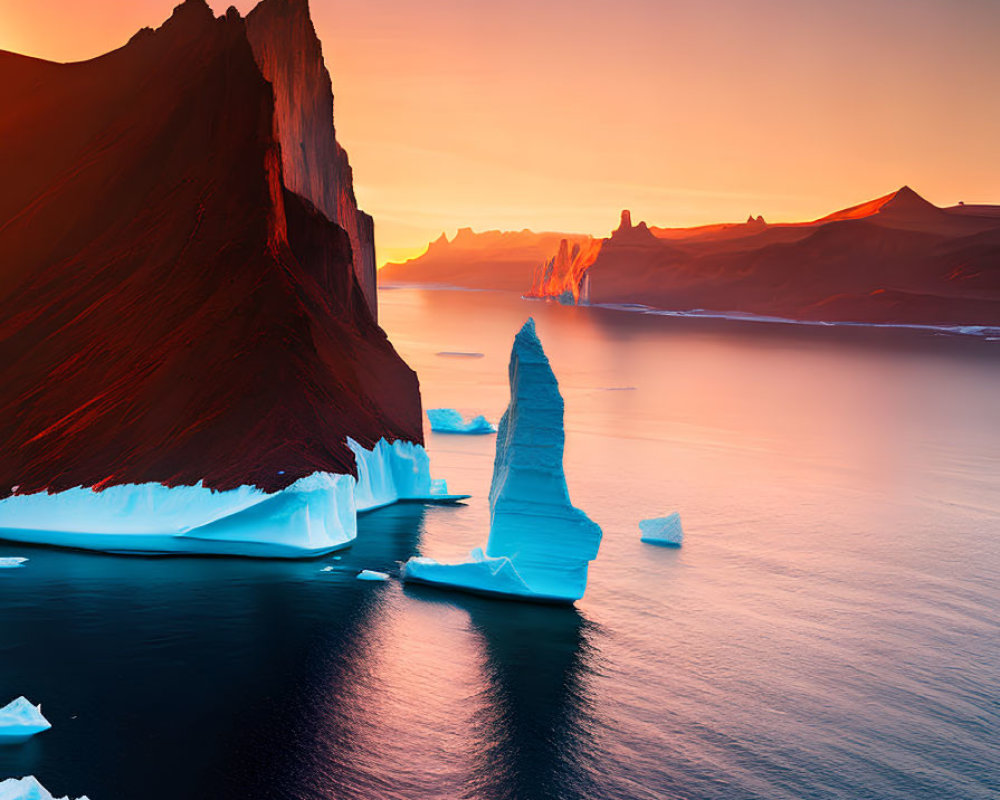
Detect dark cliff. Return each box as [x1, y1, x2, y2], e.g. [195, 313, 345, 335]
[0, 0, 421, 495]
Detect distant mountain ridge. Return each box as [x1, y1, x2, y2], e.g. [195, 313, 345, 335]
[378, 228, 594, 291]
[383, 188, 1000, 326]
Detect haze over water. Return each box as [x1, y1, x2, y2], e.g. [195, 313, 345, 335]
[2, 288, 998, 799]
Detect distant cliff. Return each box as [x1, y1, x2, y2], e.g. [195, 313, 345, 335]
[0, 0, 421, 495]
[379, 228, 593, 292]
[527, 237, 603, 304]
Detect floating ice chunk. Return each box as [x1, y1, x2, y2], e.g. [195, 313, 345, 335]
[640, 513, 684, 546]
[356, 570, 390, 581]
[427, 409, 497, 435]
[403, 549, 534, 597]
[0, 557, 27, 568]
[0, 776, 89, 800]
[403, 319, 602, 604]
[0, 698, 51, 744]
[0, 439, 464, 558]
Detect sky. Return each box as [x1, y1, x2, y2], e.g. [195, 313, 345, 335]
[1, 0, 999, 264]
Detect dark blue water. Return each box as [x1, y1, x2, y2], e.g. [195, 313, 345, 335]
[2, 288, 998, 799]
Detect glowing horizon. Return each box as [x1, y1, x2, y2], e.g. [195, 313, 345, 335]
[2, 0, 998, 266]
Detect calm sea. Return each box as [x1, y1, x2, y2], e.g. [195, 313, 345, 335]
[1, 287, 997, 799]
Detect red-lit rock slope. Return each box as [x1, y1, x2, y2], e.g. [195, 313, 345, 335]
[0, 0, 421, 495]
[538, 188, 1000, 325]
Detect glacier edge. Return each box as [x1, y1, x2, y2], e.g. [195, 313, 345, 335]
[0, 439, 456, 559]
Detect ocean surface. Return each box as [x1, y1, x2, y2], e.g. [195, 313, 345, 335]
[2, 287, 998, 800]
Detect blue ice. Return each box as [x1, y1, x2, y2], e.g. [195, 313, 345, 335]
[427, 408, 497, 434]
[0, 698, 51, 744]
[403, 319, 602, 603]
[0, 439, 465, 559]
[640, 513, 684, 546]
[356, 570, 390, 581]
[0, 776, 89, 800]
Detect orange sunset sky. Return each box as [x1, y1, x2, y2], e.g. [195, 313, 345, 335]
[1, 0, 999, 265]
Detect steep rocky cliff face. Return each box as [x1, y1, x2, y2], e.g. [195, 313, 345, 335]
[245, 0, 377, 319]
[528, 237, 602, 303]
[0, 0, 421, 495]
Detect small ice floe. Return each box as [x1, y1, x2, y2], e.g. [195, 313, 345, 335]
[0, 697, 52, 744]
[435, 351, 484, 358]
[640, 513, 684, 547]
[0, 557, 27, 569]
[427, 409, 497, 435]
[356, 570, 390, 582]
[0, 776, 89, 800]
[320, 566, 335, 572]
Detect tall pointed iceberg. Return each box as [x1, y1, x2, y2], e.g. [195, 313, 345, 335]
[402, 319, 602, 603]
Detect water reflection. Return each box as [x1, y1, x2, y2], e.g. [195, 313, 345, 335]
[0, 506, 431, 800]
[404, 587, 601, 800]
[466, 600, 599, 800]
[220, 503, 431, 800]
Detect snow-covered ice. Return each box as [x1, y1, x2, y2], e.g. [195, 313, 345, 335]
[0, 698, 51, 744]
[0, 776, 89, 800]
[427, 408, 497, 435]
[640, 513, 684, 546]
[0, 557, 27, 568]
[0, 439, 459, 559]
[356, 570, 390, 581]
[403, 319, 602, 603]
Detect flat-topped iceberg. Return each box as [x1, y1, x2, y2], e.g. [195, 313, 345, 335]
[427, 408, 497, 435]
[403, 319, 602, 604]
[0, 698, 51, 744]
[0, 776, 88, 800]
[640, 513, 684, 546]
[0, 439, 464, 559]
[0, 557, 27, 569]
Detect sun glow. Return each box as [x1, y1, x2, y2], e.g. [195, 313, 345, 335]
[1, 0, 998, 264]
